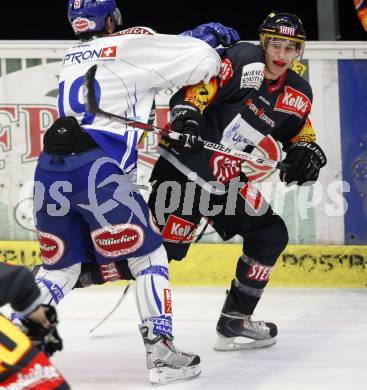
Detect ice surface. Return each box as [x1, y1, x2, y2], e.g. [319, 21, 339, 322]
[16, 286, 367, 389]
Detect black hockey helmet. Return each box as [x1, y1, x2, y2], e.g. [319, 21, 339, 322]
[259, 12, 306, 53]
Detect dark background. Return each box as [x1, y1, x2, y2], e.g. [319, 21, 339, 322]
[1, 1, 366, 41]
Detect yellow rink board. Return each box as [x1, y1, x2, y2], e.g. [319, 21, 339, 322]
[0, 241, 366, 287]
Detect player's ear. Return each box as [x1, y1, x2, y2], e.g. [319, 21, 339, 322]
[105, 15, 115, 34]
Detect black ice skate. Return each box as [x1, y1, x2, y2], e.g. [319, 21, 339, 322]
[214, 291, 277, 351]
[139, 321, 201, 384]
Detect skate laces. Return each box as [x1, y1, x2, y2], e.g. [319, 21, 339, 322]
[223, 313, 266, 330]
[163, 337, 182, 356]
[244, 317, 266, 331]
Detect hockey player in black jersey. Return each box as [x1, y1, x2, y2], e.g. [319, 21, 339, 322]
[148, 12, 327, 350]
[0, 263, 69, 389]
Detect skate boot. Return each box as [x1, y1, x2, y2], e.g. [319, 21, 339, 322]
[214, 290, 277, 351]
[139, 321, 201, 384]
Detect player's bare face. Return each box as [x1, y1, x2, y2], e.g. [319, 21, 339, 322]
[264, 39, 300, 80]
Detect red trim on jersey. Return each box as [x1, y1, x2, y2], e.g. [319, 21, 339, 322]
[265, 71, 288, 94]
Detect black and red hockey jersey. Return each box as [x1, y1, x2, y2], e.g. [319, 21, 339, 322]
[158, 41, 317, 186]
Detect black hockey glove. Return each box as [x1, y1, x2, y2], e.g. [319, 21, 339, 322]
[43, 116, 97, 155]
[21, 304, 63, 357]
[279, 141, 327, 186]
[167, 106, 205, 155]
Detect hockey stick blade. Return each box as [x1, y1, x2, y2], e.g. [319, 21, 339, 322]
[83, 64, 99, 115]
[83, 65, 287, 170]
[83, 65, 170, 135]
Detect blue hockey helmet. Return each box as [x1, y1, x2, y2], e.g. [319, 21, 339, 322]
[68, 0, 122, 36]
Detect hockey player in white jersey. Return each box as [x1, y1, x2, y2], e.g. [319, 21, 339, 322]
[30, 0, 239, 385]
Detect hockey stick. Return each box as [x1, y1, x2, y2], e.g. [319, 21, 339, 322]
[83, 64, 287, 170]
[89, 282, 131, 333]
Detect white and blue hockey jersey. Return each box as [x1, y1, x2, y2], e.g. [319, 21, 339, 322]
[57, 26, 221, 172]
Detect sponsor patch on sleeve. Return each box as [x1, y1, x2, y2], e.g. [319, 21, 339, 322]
[290, 118, 316, 143]
[240, 62, 265, 90]
[220, 58, 234, 86]
[184, 78, 219, 112]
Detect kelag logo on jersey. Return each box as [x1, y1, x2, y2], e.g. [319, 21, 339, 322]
[64, 46, 117, 65]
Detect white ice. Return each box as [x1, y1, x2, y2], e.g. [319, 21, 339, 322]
[26, 287, 367, 389]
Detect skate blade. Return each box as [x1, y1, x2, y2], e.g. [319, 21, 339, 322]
[213, 334, 277, 351]
[149, 364, 201, 385]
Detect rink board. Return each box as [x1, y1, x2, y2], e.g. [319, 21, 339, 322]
[0, 241, 366, 287]
[0, 42, 367, 246]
